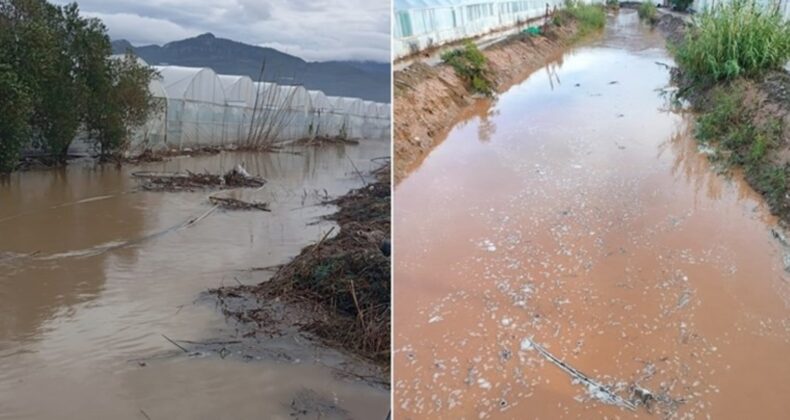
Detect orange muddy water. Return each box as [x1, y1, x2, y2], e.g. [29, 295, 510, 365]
[394, 11, 790, 420]
[0, 142, 390, 419]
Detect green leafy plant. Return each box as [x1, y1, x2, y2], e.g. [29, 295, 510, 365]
[638, 2, 659, 24]
[673, 0, 790, 81]
[441, 41, 492, 95]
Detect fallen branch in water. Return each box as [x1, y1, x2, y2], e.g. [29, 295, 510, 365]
[161, 334, 188, 353]
[524, 337, 636, 410]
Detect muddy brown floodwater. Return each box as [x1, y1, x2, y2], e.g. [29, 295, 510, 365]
[394, 11, 790, 420]
[0, 141, 390, 419]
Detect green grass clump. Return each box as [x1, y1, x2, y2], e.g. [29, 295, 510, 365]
[441, 41, 492, 95]
[638, 2, 659, 24]
[565, 0, 606, 33]
[695, 86, 787, 210]
[552, 1, 606, 36]
[674, 0, 790, 81]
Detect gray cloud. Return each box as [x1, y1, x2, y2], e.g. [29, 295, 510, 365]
[53, 0, 390, 62]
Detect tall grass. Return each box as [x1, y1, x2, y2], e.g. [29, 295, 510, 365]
[564, 0, 607, 33]
[674, 0, 790, 81]
[638, 2, 658, 24]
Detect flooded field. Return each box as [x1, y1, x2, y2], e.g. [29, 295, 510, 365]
[0, 142, 389, 419]
[394, 11, 790, 420]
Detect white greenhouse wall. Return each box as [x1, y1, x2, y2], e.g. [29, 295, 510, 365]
[394, 0, 605, 59]
[112, 66, 390, 153]
[394, 0, 788, 59]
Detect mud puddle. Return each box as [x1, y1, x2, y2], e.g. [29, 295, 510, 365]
[0, 142, 390, 419]
[394, 11, 790, 419]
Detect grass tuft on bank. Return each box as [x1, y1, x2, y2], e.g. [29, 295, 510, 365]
[673, 0, 790, 82]
[556, 0, 606, 35]
[638, 2, 659, 25]
[694, 85, 788, 212]
[441, 41, 493, 95]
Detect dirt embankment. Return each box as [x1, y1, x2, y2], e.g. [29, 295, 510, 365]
[394, 20, 583, 183]
[212, 165, 391, 367]
[656, 13, 790, 225]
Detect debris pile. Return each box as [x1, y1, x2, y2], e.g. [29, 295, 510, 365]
[132, 167, 265, 192]
[296, 136, 360, 146]
[208, 196, 271, 211]
[213, 164, 391, 366]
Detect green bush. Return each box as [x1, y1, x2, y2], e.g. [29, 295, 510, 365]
[674, 0, 790, 81]
[606, 0, 620, 10]
[441, 41, 492, 95]
[638, 2, 658, 24]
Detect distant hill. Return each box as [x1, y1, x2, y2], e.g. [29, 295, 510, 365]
[112, 33, 391, 103]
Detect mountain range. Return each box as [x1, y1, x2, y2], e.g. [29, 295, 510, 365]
[112, 33, 390, 103]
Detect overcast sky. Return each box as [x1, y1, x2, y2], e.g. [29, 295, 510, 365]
[52, 0, 390, 62]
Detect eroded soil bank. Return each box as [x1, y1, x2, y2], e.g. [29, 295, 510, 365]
[394, 17, 584, 183]
[0, 142, 389, 419]
[394, 10, 789, 419]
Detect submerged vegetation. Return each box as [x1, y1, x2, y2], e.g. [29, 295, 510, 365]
[441, 41, 492, 95]
[673, 0, 790, 82]
[0, 0, 158, 172]
[638, 2, 659, 25]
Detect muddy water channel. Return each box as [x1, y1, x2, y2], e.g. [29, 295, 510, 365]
[0, 141, 389, 419]
[394, 11, 790, 420]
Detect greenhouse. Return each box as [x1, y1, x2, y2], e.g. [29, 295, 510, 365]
[110, 64, 389, 154]
[153, 65, 228, 148]
[218, 75, 256, 107]
[393, 0, 599, 59]
[307, 90, 336, 138]
[395, 0, 789, 58]
[328, 96, 368, 140]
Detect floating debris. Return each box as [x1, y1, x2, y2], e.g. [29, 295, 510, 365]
[132, 167, 265, 192]
[208, 196, 271, 212]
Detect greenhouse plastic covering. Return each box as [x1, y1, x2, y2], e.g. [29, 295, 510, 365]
[395, 0, 788, 58]
[109, 64, 390, 153]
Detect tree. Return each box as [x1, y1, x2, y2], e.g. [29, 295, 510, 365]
[0, 0, 157, 167]
[87, 54, 160, 158]
[0, 65, 32, 172]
